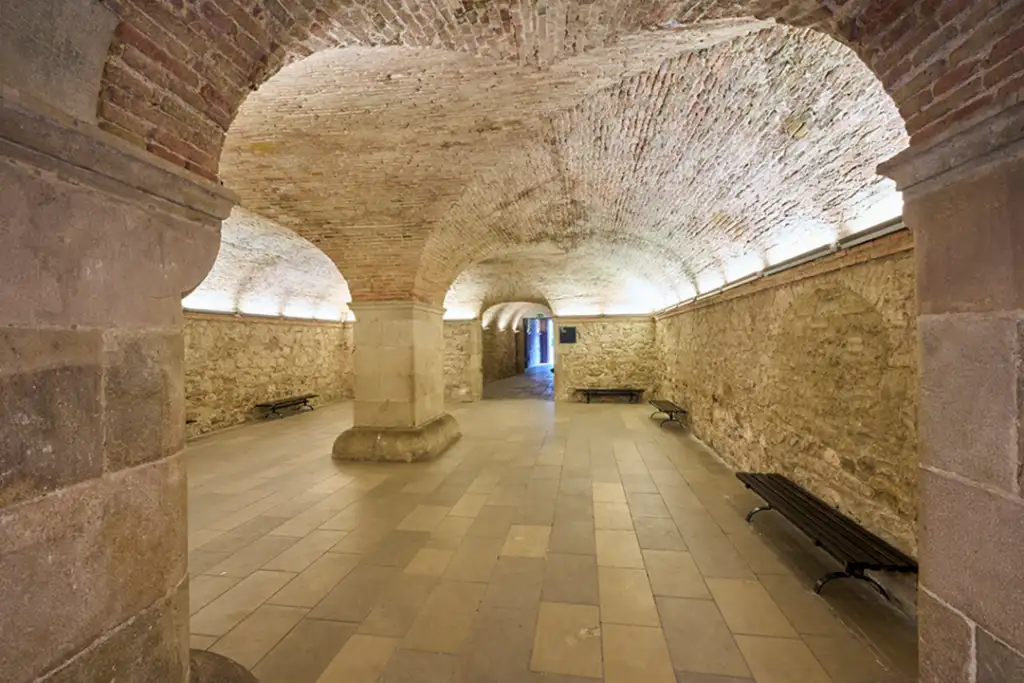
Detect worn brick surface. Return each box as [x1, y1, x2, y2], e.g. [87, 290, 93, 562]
[655, 243, 918, 552]
[221, 27, 905, 304]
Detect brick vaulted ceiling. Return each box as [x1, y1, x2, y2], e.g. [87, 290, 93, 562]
[219, 25, 906, 314]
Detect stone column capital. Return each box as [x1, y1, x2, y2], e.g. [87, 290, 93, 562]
[878, 102, 1024, 200]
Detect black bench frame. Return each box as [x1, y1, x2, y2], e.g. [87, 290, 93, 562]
[737, 472, 917, 600]
[577, 388, 644, 404]
[649, 399, 687, 428]
[255, 393, 319, 419]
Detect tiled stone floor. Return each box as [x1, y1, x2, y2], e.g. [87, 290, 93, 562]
[186, 399, 917, 683]
[484, 364, 554, 400]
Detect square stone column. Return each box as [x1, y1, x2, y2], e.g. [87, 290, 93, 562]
[333, 302, 461, 462]
[881, 104, 1024, 681]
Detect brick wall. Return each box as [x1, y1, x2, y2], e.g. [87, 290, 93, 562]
[554, 318, 657, 402]
[184, 313, 353, 435]
[655, 232, 918, 553]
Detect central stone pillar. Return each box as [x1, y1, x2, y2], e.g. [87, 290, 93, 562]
[333, 301, 461, 462]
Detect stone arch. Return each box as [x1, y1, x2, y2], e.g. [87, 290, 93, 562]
[92, 0, 1024, 186]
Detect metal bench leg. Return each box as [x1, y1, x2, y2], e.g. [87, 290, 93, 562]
[745, 505, 772, 523]
[651, 410, 667, 419]
[814, 571, 850, 594]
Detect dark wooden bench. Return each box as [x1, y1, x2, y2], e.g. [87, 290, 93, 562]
[736, 472, 917, 600]
[649, 399, 687, 428]
[578, 388, 644, 404]
[255, 393, 319, 419]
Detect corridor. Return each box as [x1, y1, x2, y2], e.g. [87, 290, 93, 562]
[483, 365, 555, 400]
[185, 400, 915, 683]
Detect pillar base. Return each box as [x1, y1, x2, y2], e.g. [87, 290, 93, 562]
[190, 650, 258, 683]
[332, 413, 461, 462]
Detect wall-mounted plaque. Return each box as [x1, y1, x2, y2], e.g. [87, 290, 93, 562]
[559, 326, 577, 344]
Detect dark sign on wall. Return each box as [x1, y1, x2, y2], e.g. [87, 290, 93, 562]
[559, 326, 577, 344]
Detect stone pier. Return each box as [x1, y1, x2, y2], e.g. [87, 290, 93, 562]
[333, 302, 461, 462]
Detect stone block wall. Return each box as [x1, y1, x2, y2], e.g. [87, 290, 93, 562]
[444, 321, 483, 401]
[554, 317, 657, 402]
[483, 324, 519, 384]
[184, 313, 353, 435]
[655, 232, 918, 553]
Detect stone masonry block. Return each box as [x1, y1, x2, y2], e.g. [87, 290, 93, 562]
[920, 469, 1024, 652]
[0, 326, 104, 508]
[918, 590, 973, 683]
[919, 313, 1022, 492]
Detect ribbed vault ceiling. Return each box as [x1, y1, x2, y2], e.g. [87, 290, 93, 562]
[221, 23, 906, 314]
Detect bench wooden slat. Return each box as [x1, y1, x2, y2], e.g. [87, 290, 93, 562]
[577, 388, 644, 404]
[737, 472, 916, 598]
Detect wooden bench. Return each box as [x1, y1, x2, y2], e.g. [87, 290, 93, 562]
[255, 393, 319, 419]
[649, 399, 687, 428]
[577, 388, 644, 404]
[736, 472, 917, 600]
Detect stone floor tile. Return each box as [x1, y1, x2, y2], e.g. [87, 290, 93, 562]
[315, 634, 398, 683]
[530, 602, 602, 678]
[726, 531, 790, 575]
[686, 535, 756, 580]
[670, 508, 727, 541]
[189, 549, 231, 576]
[191, 634, 217, 650]
[543, 553, 599, 605]
[621, 473, 659, 494]
[706, 578, 798, 637]
[804, 634, 898, 683]
[360, 573, 440, 638]
[757, 573, 850, 636]
[406, 547, 455, 576]
[593, 482, 627, 503]
[483, 556, 546, 608]
[449, 493, 490, 518]
[734, 635, 833, 683]
[329, 522, 392, 554]
[594, 502, 635, 530]
[598, 566, 660, 626]
[560, 477, 592, 497]
[595, 529, 645, 568]
[674, 674, 755, 683]
[309, 565, 403, 622]
[209, 603, 308, 668]
[466, 505, 519, 538]
[191, 570, 296, 637]
[555, 494, 595, 523]
[602, 623, 676, 683]
[444, 536, 504, 582]
[380, 650, 461, 683]
[432, 516, 475, 540]
[501, 524, 552, 557]
[626, 492, 671, 519]
[403, 580, 487, 653]
[657, 597, 751, 678]
[252, 619, 358, 683]
[267, 552, 358, 608]
[549, 520, 597, 556]
[190, 574, 241, 615]
[361, 530, 432, 567]
[634, 517, 688, 551]
[263, 529, 347, 573]
[643, 550, 710, 599]
[459, 604, 540, 683]
[205, 535, 300, 578]
[270, 506, 341, 538]
[397, 505, 452, 532]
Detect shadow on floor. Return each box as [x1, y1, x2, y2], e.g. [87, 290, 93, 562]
[483, 364, 554, 400]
